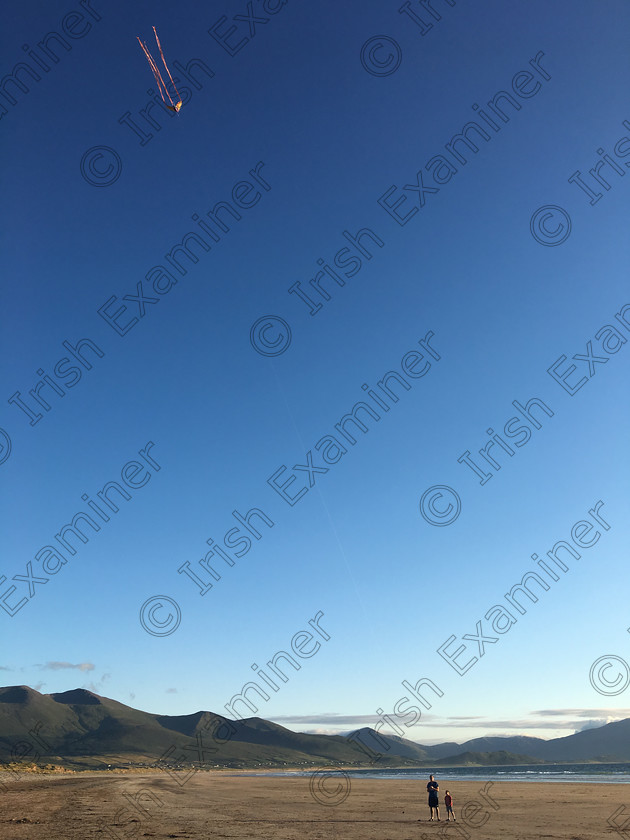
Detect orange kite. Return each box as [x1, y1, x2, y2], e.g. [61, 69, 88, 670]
[137, 26, 182, 113]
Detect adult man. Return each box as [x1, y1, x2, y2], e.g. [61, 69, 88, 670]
[427, 774, 440, 821]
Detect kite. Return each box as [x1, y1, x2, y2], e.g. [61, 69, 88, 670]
[137, 26, 182, 113]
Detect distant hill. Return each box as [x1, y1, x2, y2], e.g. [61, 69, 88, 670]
[346, 728, 548, 763]
[349, 722, 630, 764]
[440, 719, 630, 763]
[0, 686, 628, 769]
[531, 717, 630, 762]
[0, 686, 405, 769]
[433, 750, 544, 766]
[347, 727, 434, 762]
[435, 734, 548, 760]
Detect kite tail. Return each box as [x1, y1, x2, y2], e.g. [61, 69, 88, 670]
[152, 26, 181, 104]
[137, 35, 178, 108]
[137, 37, 171, 105]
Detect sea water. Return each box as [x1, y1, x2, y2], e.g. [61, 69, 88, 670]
[337, 763, 630, 783]
[239, 763, 630, 783]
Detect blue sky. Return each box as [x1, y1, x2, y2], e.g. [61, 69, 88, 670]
[1, 0, 629, 746]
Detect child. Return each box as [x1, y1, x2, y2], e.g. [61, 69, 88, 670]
[445, 790, 456, 821]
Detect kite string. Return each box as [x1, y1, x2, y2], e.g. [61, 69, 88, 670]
[267, 361, 372, 625]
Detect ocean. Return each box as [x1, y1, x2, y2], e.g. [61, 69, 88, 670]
[243, 763, 630, 784]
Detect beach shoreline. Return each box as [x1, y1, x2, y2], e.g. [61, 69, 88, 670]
[0, 771, 627, 839]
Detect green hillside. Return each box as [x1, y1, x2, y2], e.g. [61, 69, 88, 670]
[1, 686, 629, 770]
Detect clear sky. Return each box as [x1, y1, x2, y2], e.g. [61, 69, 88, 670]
[2, 0, 629, 748]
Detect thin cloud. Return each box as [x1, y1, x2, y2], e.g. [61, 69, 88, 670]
[407, 715, 630, 733]
[577, 717, 625, 732]
[83, 673, 111, 694]
[272, 715, 560, 731]
[533, 708, 630, 718]
[41, 662, 95, 672]
[422, 718, 589, 731]
[166, 688, 178, 694]
[270, 712, 440, 728]
[0, 666, 12, 671]
[274, 711, 630, 740]
[301, 728, 346, 736]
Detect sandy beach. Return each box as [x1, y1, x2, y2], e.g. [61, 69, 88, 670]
[0, 771, 626, 839]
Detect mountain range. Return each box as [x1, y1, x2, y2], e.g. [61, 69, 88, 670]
[0, 686, 628, 769]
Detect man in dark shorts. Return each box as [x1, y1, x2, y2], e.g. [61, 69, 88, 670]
[427, 774, 440, 820]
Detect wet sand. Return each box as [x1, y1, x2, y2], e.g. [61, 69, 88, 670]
[0, 771, 626, 839]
